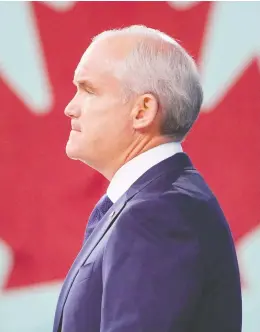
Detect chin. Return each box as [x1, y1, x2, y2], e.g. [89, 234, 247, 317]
[65, 142, 81, 160]
[65, 139, 95, 166]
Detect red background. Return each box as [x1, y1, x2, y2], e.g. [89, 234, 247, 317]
[0, 1, 259, 294]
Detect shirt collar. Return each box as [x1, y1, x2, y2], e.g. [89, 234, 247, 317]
[107, 142, 183, 203]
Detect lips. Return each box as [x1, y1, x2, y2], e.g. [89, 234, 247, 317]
[71, 122, 81, 132]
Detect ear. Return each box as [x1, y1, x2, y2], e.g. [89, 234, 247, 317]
[132, 93, 159, 130]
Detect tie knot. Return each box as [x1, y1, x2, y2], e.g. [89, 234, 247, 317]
[84, 194, 113, 241]
[85, 194, 114, 238]
[96, 194, 113, 216]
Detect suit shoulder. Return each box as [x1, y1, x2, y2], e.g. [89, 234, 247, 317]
[122, 168, 232, 243]
[131, 167, 217, 214]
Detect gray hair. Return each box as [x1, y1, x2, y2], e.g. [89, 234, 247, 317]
[92, 25, 203, 142]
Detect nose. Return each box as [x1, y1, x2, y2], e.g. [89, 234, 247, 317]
[64, 96, 80, 118]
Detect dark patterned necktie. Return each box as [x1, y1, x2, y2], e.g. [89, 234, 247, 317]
[84, 194, 113, 241]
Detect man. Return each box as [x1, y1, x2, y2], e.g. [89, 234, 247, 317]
[53, 25, 242, 332]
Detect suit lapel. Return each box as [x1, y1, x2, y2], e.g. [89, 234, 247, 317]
[53, 196, 127, 332]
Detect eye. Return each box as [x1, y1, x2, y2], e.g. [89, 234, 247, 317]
[85, 88, 93, 94]
[78, 83, 93, 94]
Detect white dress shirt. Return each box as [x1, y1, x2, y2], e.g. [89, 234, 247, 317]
[107, 142, 183, 203]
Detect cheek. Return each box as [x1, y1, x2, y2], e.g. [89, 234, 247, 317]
[80, 96, 109, 126]
[79, 98, 98, 128]
[80, 95, 132, 140]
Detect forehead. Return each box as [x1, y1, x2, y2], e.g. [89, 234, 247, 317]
[74, 39, 120, 83]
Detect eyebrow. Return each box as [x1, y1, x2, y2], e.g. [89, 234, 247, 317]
[73, 79, 96, 91]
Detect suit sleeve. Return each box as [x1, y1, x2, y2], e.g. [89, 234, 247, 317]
[100, 197, 203, 332]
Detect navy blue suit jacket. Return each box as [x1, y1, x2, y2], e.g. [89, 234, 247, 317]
[53, 153, 242, 332]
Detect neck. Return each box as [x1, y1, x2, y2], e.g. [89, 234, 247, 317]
[103, 135, 173, 181]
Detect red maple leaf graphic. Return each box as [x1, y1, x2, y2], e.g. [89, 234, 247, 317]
[184, 59, 260, 242]
[1, 1, 258, 291]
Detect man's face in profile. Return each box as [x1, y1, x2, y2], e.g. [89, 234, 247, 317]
[64, 38, 135, 171]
